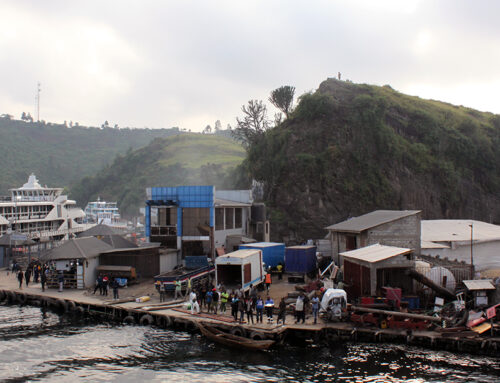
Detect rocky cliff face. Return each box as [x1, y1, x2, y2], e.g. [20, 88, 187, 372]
[245, 79, 500, 242]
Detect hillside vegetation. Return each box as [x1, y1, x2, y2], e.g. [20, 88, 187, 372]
[0, 117, 179, 193]
[242, 78, 500, 241]
[69, 134, 245, 215]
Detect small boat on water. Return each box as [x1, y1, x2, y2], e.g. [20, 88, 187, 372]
[197, 323, 275, 351]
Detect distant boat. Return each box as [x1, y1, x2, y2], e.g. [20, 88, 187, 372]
[197, 322, 275, 351]
[84, 197, 124, 227]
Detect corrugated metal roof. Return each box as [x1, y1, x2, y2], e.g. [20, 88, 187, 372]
[241, 242, 284, 248]
[340, 243, 412, 263]
[216, 249, 260, 260]
[421, 220, 500, 247]
[42, 237, 113, 261]
[214, 198, 251, 207]
[463, 279, 495, 291]
[326, 210, 421, 233]
[421, 240, 450, 249]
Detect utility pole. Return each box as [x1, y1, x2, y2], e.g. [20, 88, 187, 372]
[469, 223, 474, 279]
[36, 82, 41, 122]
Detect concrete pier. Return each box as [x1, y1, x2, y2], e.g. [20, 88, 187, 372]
[1, 270, 499, 356]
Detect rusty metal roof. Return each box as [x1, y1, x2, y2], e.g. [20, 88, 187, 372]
[340, 243, 412, 263]
[463, 279, 495, 291]
[326, 210, 421, 233]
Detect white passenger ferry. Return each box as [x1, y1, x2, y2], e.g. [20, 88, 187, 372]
[0, 174, 87, 241]
[84, 197, 121, 226]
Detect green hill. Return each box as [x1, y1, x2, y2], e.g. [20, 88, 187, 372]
[0, 116, 180, 193]
[242, 78, 500, 241]
[69, 133, 245, 215]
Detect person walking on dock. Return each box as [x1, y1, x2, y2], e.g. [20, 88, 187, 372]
[295, 294, 305, 324]
[40, 270, 46, 292]
[58, 272, 64, 292]
[174, 279, 182, 300]
[159, 282, 166, 303]
[265, 273, 272, 292]
[205, 289, 213, 313]
[245, 297, 255, 325]
[212, 288, 219, 315]
[278, 297, 287, 325]
[93, 275, 102, 295]
[189, 290, 200, 314]
[112, 278, 119, 300]
[238, 297, 245, 324]
[220, 290, 228, 313]
[277, 263, 283, 280]
[256, 296, 264, 323]
[102, 276, 109, 296]
[265, 296, 274, 323]
[231, 295, 239, 321]
[311, 295, 320, 324]
[17, 269, 24, 289]
[25, 268, 31, 287]
[186, 277, 192, 297]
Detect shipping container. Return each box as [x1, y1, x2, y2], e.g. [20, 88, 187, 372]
[285, 245, 317, 274]
[215, 249, 265, 292]
[239, 242, 285, 268]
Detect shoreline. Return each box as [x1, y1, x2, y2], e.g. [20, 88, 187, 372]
[1, 271, 499, 356]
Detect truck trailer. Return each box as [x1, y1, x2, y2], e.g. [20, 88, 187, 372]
[215, 249, 266, 293]
[154, 256, 214, 293]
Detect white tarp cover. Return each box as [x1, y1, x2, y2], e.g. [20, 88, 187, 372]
[320, 288, 347, 312]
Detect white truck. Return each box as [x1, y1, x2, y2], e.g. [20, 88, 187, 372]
[215, 249, 266, 293]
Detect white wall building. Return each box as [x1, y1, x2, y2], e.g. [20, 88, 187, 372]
[421, 220, 500, 271]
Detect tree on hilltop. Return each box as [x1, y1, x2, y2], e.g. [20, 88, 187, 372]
[232, 99, 270, 148]
[269, 85, 295, 119]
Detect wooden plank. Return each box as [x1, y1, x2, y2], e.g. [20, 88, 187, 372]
[472, 322, 492, 334]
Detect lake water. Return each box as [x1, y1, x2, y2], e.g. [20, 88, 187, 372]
[0, 304, 499, 382]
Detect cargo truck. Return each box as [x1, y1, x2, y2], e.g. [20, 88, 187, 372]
[215, 249, 266, 293]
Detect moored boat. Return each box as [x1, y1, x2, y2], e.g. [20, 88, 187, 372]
[197, 322, 275, 351]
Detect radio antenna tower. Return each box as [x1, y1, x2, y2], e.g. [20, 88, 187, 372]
[36, 82, 41, 121]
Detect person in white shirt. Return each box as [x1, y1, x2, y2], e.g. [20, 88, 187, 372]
[190, 291, 200, 314]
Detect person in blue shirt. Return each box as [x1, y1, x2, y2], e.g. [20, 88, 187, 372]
[311, 295, 320, 324]
[205, 289, 213, 313]
[265, 296, 274, 323]
[256, 296, 264, 323]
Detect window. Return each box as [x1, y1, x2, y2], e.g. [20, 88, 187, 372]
[182, 208, 210, 236]
[235, 208, 242, 229]
[225, 208, 234, 229]
[345, 235, 357, 251]
[215, 208, 224, 230]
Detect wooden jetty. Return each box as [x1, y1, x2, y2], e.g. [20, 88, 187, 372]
[0, 287, 499, 356]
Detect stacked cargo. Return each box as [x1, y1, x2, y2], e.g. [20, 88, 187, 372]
[239, 242, 285, 268]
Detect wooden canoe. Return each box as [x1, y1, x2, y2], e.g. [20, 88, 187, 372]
[197, 323, 275, 351]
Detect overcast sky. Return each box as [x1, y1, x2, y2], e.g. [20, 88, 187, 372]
[1, 0, 499, 131]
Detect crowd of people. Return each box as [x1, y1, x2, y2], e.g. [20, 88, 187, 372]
[93, 274, 121, 299]
[156, 278, 323, 326]
[10, 261, 51, 291]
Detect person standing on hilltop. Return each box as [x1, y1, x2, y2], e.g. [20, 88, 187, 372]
[17, 269, 24, 289]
